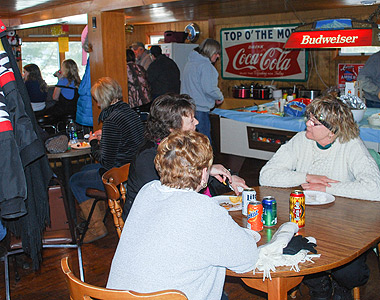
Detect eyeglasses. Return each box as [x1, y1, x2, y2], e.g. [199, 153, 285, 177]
[306, 115, 323, 127]
[305, 112, 336, 133]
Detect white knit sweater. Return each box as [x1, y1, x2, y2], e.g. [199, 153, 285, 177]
[259, 132, 380, 201]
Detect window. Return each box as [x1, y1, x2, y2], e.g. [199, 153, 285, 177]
[22, 41, 86, 85]
[22, 42, 60, 85]
[150, 35, 165, 44]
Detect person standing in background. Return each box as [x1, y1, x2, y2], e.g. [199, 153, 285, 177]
[126, 49, 151, 110]
[131, 42, 153, 71]
[76, 25, 93, 134]
[147, 45, 180, 100]
[23, 63, 48, 118]
[181, 38, 224, 142]
[357, 50, 380, 108]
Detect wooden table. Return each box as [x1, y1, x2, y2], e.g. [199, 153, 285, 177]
[227, 186, 380, 300]
[48, 147, 91, 222]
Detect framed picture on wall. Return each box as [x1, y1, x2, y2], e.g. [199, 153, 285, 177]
[220, 24, 308, 81]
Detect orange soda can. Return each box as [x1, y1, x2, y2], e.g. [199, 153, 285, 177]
[289, 190, 305, 228]
[247, 201, 263, 231]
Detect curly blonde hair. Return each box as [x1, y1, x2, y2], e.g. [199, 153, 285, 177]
[154, 131, 213, 190]
[306, 95, 359, 143]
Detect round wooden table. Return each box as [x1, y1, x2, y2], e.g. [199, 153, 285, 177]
[227, 186, 380, 300]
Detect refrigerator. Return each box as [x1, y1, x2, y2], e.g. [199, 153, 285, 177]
[147, 43, 198, 82]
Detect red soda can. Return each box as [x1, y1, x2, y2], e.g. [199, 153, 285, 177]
[247, 201, 263, 231]
[289, 190, 305, 228]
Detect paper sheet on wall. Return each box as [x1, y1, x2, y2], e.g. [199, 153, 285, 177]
[58, 37, 69, 53]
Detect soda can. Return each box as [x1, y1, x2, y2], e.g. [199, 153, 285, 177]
[247, 201, 263, 231]
[262, 196, 277, 227]
[242, 188, 256, 216]
[289, 190, 305, 228]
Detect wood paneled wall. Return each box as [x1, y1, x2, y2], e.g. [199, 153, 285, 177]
[126, 6, 375, 98]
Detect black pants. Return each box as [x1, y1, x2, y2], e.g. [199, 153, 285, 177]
[304, 251, 370, 291]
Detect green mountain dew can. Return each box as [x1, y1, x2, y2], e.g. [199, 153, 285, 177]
[262, 196, 277, 227]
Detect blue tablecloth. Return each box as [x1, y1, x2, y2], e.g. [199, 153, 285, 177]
[212, 103, 380, 144]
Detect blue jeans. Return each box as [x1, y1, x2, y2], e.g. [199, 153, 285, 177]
[69, 163, 105, 204]
[0, 221, 6, 241]
[195, 111, 211, 142]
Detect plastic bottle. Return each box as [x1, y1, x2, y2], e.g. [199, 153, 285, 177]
[67, 119, 78, 145]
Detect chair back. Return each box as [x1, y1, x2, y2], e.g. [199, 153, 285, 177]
[102, 163, 130, 238]
[61, 257, 188, 300]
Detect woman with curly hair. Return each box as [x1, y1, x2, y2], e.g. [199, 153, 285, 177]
[108, 131, 259, 300]
[23, 63, 48, 117]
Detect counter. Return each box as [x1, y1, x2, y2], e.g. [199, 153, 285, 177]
[211, 103, 380, 160]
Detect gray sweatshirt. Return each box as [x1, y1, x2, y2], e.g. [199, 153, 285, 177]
[181, 51, 224, 112]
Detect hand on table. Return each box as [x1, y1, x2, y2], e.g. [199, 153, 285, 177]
[301, 182, 328, 192]
[306, 174, 339, 186]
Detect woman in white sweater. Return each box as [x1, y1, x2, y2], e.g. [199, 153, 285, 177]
[107, 131, 259, 300]
[260, 96, 378, 299]
[260, 96, 380, 201]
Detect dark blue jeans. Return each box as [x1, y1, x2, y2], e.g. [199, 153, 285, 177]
[195, 110, 211, 142]
[69, 163, 105, 204]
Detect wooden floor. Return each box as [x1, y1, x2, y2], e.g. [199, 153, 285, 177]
[1, 157, 380, 300]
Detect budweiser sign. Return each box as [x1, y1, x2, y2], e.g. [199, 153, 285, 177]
[285, 29, 373, 49]
[221, 25, 307, 81]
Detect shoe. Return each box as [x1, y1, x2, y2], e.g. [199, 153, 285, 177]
[332, 281, 353, 300]
[79, 199, 108, 243]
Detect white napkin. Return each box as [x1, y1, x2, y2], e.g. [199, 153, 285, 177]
[254, 222, 321, 280]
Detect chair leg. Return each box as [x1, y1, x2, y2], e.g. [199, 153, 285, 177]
[77, 246, 84, 281]
[5, 254, 10, 300]
[353, 286, 360, 300]
[79, 198, 101, 245]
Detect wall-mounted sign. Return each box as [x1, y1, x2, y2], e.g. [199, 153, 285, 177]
[220, 24, 308, 81]
[337, 63, 364, 93]
[285, 29, 373, 49]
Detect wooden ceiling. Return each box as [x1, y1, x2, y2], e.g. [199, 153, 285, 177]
[1, 0, 379, 27]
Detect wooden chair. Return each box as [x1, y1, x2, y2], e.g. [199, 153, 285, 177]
[102, 163, 130, 238]
[61, 256, 188, 300]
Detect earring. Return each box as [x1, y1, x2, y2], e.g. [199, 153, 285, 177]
[201, 181, 207, 188]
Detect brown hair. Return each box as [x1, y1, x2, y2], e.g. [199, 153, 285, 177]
[306, 95, 359, 143]
[61, 59, 81, 87]
[145, 94, 196, 142]
[154, 130, 213, 190]
[91, 77, 123, 110]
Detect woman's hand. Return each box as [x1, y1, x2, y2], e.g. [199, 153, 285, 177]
[230, 175, 248, 195]
[306, 174, 339, 186]
[301, 182, 328, 192]
[210, 164, 232, 185]
[89, 130, 102, 142]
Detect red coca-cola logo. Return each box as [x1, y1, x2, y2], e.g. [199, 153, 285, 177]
[225, 42, 302, 78]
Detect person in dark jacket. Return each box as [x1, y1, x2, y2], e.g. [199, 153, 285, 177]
[123, 94, 247, 220]
[147, 45, 180, 100]
[70, 77, 144, 243]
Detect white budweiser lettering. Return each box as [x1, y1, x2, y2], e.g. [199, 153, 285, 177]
[232, 47, 292, 71]
[300, 34, 359, 45]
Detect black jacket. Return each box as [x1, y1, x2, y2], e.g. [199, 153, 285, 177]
[147, 55, 181, 98]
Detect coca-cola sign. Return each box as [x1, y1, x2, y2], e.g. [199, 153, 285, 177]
[221, 25, 307, 81]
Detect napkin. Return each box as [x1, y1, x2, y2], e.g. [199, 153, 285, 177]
[253, 222, 320, 280]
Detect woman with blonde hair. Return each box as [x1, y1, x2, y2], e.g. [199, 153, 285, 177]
[259, 95, 380, 299]
[69, 77, 144, 243]
[107, 130, 259, 300]
[50, 59, 81, 117]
